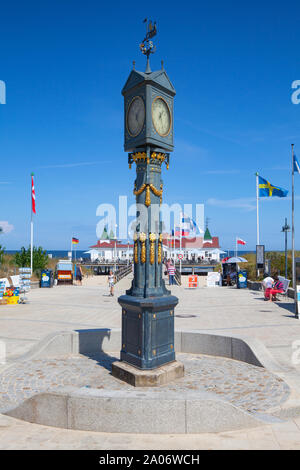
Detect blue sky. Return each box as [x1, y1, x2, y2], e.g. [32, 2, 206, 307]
[1, 0, 300, 251]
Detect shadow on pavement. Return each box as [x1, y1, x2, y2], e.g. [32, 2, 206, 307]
[75, 328, 119, 372]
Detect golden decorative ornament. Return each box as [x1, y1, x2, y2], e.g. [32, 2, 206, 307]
[134, 183, 163, 206]
[134, 241, 138, 264]
[149, 233, 156, 265]
[158, 241, 162, 264]
[139, 232, 146, 263]
[145, 185, 151, 207]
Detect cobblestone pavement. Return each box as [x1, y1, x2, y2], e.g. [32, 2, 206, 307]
[0, 352, 290, 416]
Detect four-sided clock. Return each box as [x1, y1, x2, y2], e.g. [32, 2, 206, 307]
[122, 67, 176, 152]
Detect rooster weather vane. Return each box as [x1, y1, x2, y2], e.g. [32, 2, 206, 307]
[139, 19, 157, 72]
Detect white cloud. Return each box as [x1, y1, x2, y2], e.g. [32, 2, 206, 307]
[38, 161, 110, 169]
[206, 197, 256, 212]
[0, 221, 14, 234]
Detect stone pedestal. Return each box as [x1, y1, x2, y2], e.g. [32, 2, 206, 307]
[112, 359, 184, 387]
[118, 294, 178, 370]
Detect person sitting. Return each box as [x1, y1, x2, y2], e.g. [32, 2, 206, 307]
[262, 273, 274, 300]
[269, 275, 284, 302]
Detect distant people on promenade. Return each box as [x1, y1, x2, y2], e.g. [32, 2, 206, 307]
[108, 270, 115, 297]
[262, 273, 274, 300]
[269, 274, 284, 302]
[76, 265, 83, 286]
[167, 261, 176, 285]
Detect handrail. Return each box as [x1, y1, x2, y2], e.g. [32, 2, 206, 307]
[174, 268, 181, 286]
[115, 265, 132, 283]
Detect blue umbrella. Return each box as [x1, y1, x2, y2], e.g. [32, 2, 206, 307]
[223, 257, 248, 264]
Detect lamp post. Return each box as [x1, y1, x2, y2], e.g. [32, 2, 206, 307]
[114, 224, 118, 273]
[282, 218, 290, 280]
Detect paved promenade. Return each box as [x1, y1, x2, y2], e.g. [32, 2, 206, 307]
[1, 275, 300, 449]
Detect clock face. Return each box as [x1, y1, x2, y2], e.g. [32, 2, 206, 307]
[152, 97, 171, 137]
[126, 96, 145, 137]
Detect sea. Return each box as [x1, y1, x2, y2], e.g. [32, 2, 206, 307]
[5, 250, 259, 260]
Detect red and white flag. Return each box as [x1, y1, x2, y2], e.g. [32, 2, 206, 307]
[237, 238, 246, 245]
[31, 173, 36, 214]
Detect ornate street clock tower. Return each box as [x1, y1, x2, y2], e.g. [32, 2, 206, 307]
[112, 21, 183, 384]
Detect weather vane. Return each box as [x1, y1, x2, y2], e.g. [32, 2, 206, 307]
[139, 19, 157, 72]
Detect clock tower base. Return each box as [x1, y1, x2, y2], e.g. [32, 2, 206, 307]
[117, 294, 178, 370]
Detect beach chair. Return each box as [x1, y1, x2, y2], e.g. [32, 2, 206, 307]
[10, 275, 20, 288]
[278, 276, 291, 298]
[0, 281, 5, 299]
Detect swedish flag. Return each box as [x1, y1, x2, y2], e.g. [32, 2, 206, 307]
[258, 176, 288, 198]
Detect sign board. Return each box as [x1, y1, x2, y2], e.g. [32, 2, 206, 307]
[178, 254, 183, 260]
[57, 273, 72, 280]
[256, 245, 265, 269]
[207, 272, 221, 287]
[295, 258, 300, 318]
[188, 275, 198, 288]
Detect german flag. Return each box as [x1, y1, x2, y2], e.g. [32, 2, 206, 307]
[72, 237, 79, 244]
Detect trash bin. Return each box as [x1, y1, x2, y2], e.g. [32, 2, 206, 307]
[41, 269, 54, 288]
[237, 270, 247, 289]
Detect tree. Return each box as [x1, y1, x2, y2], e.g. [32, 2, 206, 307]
[14, 246, 48, 274]
[0, 245, 5, 265]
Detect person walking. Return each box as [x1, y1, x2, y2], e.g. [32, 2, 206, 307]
[168, 262, 176, 286]
[108, 270, 115, 296]
[76, 265, 83, 286]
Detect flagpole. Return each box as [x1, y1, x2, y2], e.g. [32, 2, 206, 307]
[256, 172, 260, 278]
[173, 220, 175, 261]
[71, 238, 73, 261]
[179, 213, 182, 274]
[30, 174, 34, 276]
[256, 173, 260, 246]
[292, 144, 297, 317]
[235, 237, 238, 258]
[30, 207, 33, 276]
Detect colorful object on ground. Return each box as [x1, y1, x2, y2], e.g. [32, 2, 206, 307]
[237, 238, 246, 245]
[31, 173, 36, 214]
[188, 275, 198, 288]
[294, 154, 300, 174]
[258, 176, 288, 198]
[72, 237, 79, 244]
[3, 286, 20, 305]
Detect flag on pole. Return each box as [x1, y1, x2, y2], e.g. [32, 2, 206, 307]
[31, 173, 36, 214]
[258, 176, 288, 198]
[72, 237, 79, 244]
[294, 154, 300, 174]
[237, 238, 246, 246]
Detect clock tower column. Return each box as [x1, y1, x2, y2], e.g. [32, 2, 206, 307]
[112, 21, 184, 384]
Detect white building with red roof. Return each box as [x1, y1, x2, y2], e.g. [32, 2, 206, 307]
[85, 226, 133, 262]
[88, 240, 134, 261]
[162, 227, 224, 262]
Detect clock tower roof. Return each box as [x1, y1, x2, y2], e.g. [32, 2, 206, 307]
[122, 67, 176, 97]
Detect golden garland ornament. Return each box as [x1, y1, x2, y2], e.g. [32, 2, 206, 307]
[129, 152, 169, 169]
[133, 232, 138, 264]
[134, 183, 163, 207]
[139, 232, 147, 264]
[158, 233, 163, 264]
[149, 233, 157, 265]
